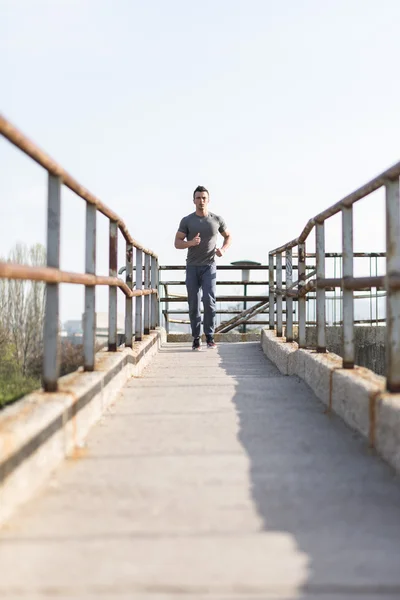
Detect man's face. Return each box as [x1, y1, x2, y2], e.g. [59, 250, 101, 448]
[193, 191, 209, 211]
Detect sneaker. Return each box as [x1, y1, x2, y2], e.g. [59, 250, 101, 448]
[192, 337, 201, 351]
[206, 337, 217, 349]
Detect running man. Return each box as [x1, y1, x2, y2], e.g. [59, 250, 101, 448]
[174, 185, 232, 350]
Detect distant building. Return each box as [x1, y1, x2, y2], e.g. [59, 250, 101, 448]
[95, 313, 125, 346]
[63, 320, 82, 335]
[61, 313, 132, 346]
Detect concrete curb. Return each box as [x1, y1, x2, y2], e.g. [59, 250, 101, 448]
[0, 328, 166, 527]
[261, 328, 400, 474]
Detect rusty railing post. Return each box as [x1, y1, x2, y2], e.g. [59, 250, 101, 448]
[164, 283, 170, 334]
[151, 255, 157, 330]
[83, 203, 96, 370]
[298, 243, 306, 348]
[269, 253, 274, 330]
[276, 252, 283, 337]
[135, 248, 143, 341]
[316, 222, 326, 353]
[386, 178, 400, 392]
[156, 258, 160, 327]
[43, 174, 61, 391]
[144, 252, 151, 335]
[108, 221, 118, 351]
[286, 247, 293, 342]
[342, 206, 354, 368]
[125, 243, 133, 348]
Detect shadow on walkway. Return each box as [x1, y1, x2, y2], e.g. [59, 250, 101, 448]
[218, 342, 400, 599]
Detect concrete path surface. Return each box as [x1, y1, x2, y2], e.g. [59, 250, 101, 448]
[1, 342, 400, 599]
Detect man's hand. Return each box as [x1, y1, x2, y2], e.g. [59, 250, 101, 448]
[190, 233, 201, 247]
[216, 248, 224, 257]
[174, 231, 201, 250]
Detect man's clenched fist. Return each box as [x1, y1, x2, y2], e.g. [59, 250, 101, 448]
[191, 232, 201, 247]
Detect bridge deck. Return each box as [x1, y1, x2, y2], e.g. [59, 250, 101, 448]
[1, 342, 400, 599]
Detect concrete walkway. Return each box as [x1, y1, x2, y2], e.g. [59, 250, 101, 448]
[1, 342, 400, 599]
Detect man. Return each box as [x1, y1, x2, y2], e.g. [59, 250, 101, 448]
[174, 185, 232, 350]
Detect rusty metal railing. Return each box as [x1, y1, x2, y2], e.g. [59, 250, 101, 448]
[0, 115, 159, 392]
[269, 161, 400, 392]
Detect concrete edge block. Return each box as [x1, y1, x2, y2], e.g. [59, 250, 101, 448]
[332, 367, 384, 440]
[375, 392, 400, 473]
[260, 328, 400, 475]
[260, 329, 298, 376]
[0, 329, 163, 527]
[300, 350, 342, 407]
[294, 349, 307, 380]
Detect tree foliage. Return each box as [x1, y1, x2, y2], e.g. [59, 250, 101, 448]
[0, 243, 46, 376]
[0, 243, 104, 407]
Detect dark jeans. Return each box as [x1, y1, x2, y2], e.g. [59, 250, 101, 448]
[185, 264, 217, 339]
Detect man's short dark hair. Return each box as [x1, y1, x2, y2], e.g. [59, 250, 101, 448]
[193, 185, 209, 199]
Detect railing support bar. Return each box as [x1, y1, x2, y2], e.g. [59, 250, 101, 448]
[156, 258, 160, 327]
[316, 223, 326, 352]
[342, 206, 354, 368]
[386, 179, 400, 392]
[151, 255, 157, 329]
[135, 248, 143, 340]
[164, 283, 170, 334]
[43, 174, 61, 391]
[276, 253, 283, 337]
[108, 221, 118, 351]
[286, 248, 293, 342]
[144, 253, 151, 334]
[83, 203, 96, 370]
[298, 243, 306, 348]
[269, 253, 274, 330]
[125, 243, 133, 348]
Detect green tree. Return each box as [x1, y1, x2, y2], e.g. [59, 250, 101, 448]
[0, 243, 46, 405]
[0, 243, 46, 375]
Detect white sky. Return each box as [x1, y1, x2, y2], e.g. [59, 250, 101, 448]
[1, 0, 399, 321]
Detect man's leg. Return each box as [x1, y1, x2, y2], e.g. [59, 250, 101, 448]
[202, 264, 217, 344]
[185, 266, 202, 341]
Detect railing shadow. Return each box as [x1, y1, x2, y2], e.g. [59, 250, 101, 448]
[217, 341, 400, 598]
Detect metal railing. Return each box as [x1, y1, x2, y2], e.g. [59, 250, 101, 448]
[0, 116, 159, 392]
[268, 162, 400, 392]
[159, 259, 383, 334]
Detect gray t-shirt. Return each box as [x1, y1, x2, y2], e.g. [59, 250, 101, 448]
[178, 212, 227, 265]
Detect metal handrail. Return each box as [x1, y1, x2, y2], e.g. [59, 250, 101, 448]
[0, 115, 159, 392]
[269, 162, 400, 255]
[268, 162, 400, 392]
[0, 116, 156, 258]
[0, 262, 156, 298]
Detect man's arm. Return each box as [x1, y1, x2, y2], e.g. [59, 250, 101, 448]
[216, 229, 232, 257]
[174, 230, 201, 250]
